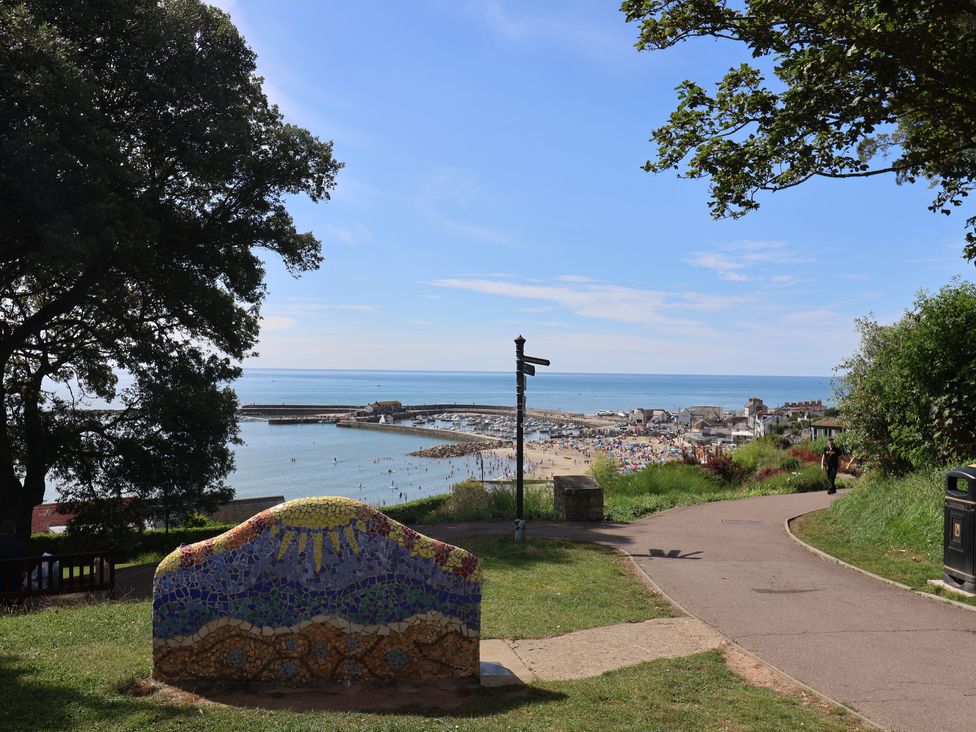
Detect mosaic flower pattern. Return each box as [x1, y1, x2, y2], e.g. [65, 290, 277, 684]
[152, 497, 481, 683]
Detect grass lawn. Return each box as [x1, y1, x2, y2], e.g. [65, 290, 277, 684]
[465, 537, 674, 638]
[792, 509, 943, 590]
[0, 600, 864, 732]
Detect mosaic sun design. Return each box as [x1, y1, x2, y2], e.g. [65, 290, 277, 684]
[152, 496, 481, 684]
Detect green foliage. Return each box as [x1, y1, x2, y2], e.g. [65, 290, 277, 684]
[0, 601, 859, 731]
[429, 479, 554, 522]
[589, 450, 621, 488]
[837, 281, 976, 472]
[0, 0, 341, 538]
[621, 1, 976, 257]
[732, 437, 797, 473]
[792, 468, 948, 591]
[605, 462, 723, 498]
[750, 465, 842, 494]
[29, 524, 231, 562]
[459, 537, 674, 638]
[381, 494, 449, 524]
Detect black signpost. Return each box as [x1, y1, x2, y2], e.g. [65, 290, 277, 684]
[514, 335, 549, 543]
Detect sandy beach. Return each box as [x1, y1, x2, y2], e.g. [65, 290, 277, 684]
[487, 433, 689, 480]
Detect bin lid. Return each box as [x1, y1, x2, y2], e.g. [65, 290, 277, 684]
[947, 466, 976, 484]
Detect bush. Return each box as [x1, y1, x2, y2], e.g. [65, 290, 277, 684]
[590, 451, 620, 489]
[789, 446, 820, 463]
[704, 452, 750, 484]
[754, 465, 784, 481]
[607, 462, 724, 498]
[29, 525, 232, 563]
[383, 494, 449, 524]
[732, 437, 789, 473]
[430, 479, 554, 522]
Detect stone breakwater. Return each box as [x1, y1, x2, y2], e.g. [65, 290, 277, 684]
[409, 440, 510, 459]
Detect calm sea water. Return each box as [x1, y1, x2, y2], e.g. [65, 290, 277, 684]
[226, 369, 833, 505]
[235, 369, 834, 413]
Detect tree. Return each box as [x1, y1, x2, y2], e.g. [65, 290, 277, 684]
[836, 280, 976, 472]
[622, 1, 976, 258]
[0, 0, 341, 539]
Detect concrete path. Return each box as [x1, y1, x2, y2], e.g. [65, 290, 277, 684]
[480, 617, 724, 684]
[430, 493, 974, 732]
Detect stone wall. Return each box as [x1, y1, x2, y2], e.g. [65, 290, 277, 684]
[152, 497, 481, 684]
[553, 475, 604, 521]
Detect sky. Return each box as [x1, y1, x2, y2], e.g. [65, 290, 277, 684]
[211, 0, 974, 377]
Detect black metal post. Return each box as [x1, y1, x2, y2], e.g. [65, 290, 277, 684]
[515, 336, 526, 542]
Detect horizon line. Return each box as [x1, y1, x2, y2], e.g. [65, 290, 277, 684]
[240, 366, 836, 380]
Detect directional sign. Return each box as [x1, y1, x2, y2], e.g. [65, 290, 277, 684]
[521, 355, 551, 366]
[519, 362, 536, 376]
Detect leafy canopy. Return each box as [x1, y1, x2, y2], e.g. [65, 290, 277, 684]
[0, 0, 341, 537]
[622, 1, 976, 258]
[837, 280, 976, 472]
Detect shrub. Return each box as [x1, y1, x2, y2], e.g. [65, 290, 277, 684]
[607, 462, 724, 498]
[430, 479, 554, 522]
[754, 465, 784, 481]
[789, 446, 820, 464]
[732, 437, 787, 473]
[590, 451, 620, 489]
[704, 452, 750, 484]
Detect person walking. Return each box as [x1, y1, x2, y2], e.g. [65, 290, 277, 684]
[821, 437, 843, 495]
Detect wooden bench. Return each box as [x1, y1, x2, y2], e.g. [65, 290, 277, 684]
[0, 551, 115, 604]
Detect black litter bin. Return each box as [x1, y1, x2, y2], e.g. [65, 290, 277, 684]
[944, 466, 976, 593]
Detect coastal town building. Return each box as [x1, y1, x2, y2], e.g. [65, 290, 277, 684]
[782, 400, 827, 419]
[754, 413, 790, 438]
[632, 407, 672, 425]
[810, 418, 845, 440]
[677, 406, 722, 427]
[743, 397, 768, 418]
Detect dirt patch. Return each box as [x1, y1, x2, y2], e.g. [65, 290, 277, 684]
[722, 644, 868, 726]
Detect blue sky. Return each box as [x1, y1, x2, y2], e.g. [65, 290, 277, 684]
[212, 0, 974, 376]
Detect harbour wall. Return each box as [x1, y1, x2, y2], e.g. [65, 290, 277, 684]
[336, 421, 495, 443]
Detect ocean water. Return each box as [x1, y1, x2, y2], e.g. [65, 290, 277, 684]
[226, 369, 833, 505]
[235, 369, 834, 413]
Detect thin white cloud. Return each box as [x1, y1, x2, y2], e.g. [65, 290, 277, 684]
[325, 223, 372, 248]
[686, 240, 812, 285]
[557, 274, 595, 283]
[473, 0, 631, 60]
[417, 169, 516, 248]
[429, 277, 748, 333]
[260, 315, 297, 333]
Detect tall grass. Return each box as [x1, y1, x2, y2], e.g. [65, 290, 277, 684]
[733, 437, 800, 472]
[430, 479, 554, 522]
[824, 468, 944, 562]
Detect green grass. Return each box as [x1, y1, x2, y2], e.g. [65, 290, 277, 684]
[601, 462, 847, 522]
[790, 468, 976, 605]
[462, 537, 674, 638]
[0, 603, 863, 731]
[387, 480, 554, 524]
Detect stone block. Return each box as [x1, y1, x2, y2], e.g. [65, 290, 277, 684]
[553, 475, 604, 522]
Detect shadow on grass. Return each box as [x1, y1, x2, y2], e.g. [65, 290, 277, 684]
[167, 677, 566, 717]
[0, 654, 197, 731]
[452, 537, 596, 570]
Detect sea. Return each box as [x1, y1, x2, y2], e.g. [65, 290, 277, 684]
[229, 369, 834, 506]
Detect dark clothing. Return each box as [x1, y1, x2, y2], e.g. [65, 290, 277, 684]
[0, 535, 29, 594]
[823, 443, 843, 494]
[0, 535, 28, 560]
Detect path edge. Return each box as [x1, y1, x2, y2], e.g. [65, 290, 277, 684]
[784, 510, 976, 616]
[614, 546, 884, 731]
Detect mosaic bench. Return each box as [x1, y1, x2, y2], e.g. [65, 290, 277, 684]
[152, 496, 481, 685]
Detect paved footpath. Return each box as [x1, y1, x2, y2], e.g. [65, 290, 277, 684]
[428, 492, 973, 732]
